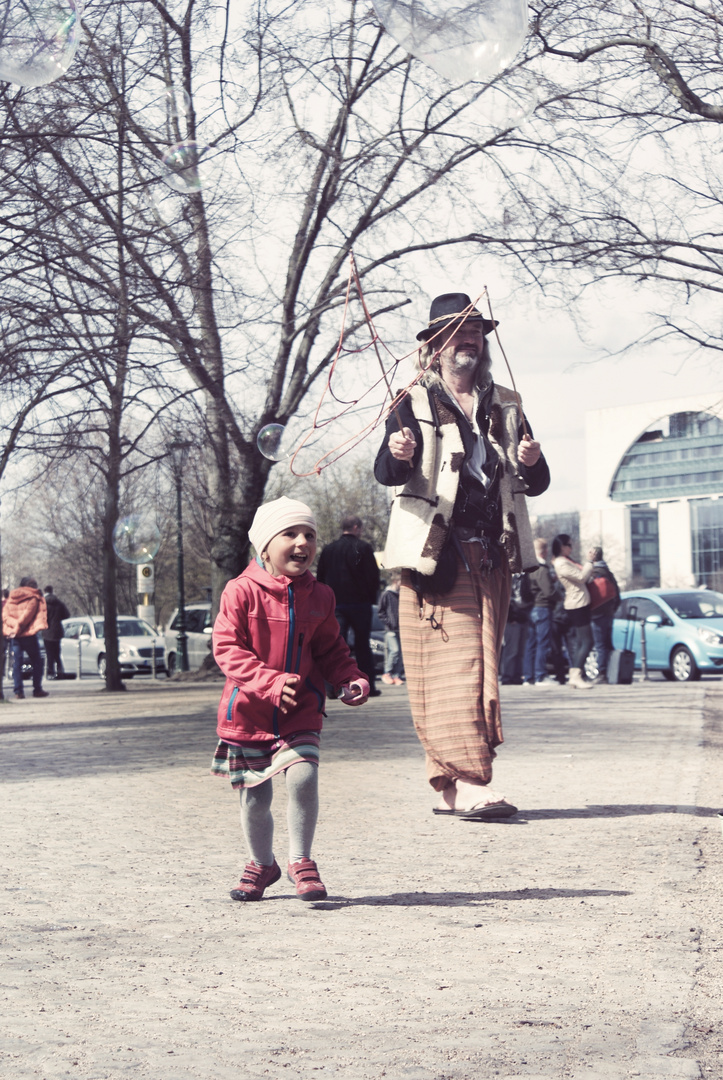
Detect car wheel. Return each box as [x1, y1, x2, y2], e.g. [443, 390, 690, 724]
[670, 646, 699, 683]
[97, 655, 106, 679]
[662, 669, 675, 681]
[166, 653, 176, 677]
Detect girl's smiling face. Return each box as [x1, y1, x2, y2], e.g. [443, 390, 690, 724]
[263, 525, 317, 577]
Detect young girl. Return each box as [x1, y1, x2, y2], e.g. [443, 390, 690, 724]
[211, 497, 369, 902]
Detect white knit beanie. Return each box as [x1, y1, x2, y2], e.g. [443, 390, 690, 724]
[248, 497, 317, 557]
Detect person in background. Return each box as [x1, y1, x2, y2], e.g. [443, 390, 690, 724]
[2, 577, 49, 699]
[43, 585, 70, 680]
[522, 538, 556, 686]
[551, 534, 594, 690]
[378, 571, 404, 685]
[588, 546, 621, 684]
[499, 574, 531, 685]
[316, 515, 381, 697]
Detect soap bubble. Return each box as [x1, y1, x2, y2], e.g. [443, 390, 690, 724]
[165, 85, 191, 118]
[257, 424, 296, 462]
[161, 141, 210, 193]
[113, 514, 161, 565]
[0, 0, 83, 88]
[478, 81, 537, 128]
[371, 0, 528, 83]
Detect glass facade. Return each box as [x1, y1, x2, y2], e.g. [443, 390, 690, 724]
[691, 499, 723, 591]
[610, 411, 723, 502]
[630, 507, 660, 586]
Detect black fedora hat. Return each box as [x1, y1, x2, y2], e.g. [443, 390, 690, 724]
[416, 292, 497, 342]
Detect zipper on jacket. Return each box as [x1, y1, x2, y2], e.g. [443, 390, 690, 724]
[271, 584, 296, 739]
[226, 685, 239, 722]
[294, 632, 304, 673]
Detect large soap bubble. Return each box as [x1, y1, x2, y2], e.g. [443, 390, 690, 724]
[372, 0, 528, 83]
[257, 424, 296, 462]
[161, 141, 210, 193]
[0, 0, 83, 88]
[113, 514, 161, 565]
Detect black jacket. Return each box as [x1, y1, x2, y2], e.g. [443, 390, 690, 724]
[316, 534, 380, 606]
[44, 593, 70, 641]
[378, 587, 400, 633]
[524, 563, 557, 608]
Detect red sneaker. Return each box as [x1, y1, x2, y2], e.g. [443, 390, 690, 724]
[230, 859, 281, 901]
[287, 858, 327, 901]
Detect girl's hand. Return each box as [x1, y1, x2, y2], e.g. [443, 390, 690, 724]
[280, 674, 300, 713]
[339, 678, 370, 706]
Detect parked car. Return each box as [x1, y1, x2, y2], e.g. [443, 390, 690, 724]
[609, 588, 723, 682]
[60, 616, 166, 678]
[164, 602, 213, 675]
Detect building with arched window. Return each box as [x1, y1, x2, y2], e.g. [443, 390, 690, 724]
[580, 392, 723, 590]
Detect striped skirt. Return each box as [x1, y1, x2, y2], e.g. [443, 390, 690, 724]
[399, 543, 511, 792]
[211, 731, 321, 789]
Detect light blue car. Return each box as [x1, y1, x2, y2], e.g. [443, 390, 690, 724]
[613, 589, 723, 682]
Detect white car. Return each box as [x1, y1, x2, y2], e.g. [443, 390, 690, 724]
[61, 615, 167, 678]
[164, 603, 213, 674]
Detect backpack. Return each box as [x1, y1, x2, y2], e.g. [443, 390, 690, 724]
[588, 574, 618, 610]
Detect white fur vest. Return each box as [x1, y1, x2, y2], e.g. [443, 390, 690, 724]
[381, 382, 537, 575]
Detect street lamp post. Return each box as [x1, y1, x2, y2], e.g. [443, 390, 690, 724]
[168, 439, 192, 673]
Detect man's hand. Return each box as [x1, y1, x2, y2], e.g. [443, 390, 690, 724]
[280, 674, 300, 714]
[518, 436, 541, 467]
[388, 427, 416, 462]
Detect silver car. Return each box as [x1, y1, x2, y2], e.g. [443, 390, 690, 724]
[164, 603, 213, 674]
[61, 616, 167, 678]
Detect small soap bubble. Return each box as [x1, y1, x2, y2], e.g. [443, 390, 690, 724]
[165, 85, 191, 118]
[372, 0, 528, 83]
[257, 424, 296, 462]
[478, 82, 537, 128]
[113, 514, 161, 565]
[0, 0, 83, 88]
[161, 141, 210, 193]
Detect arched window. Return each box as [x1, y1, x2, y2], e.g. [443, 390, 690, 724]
[610, 411, 723, 502]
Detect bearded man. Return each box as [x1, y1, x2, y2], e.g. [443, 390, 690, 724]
[374, 292, 550, 820]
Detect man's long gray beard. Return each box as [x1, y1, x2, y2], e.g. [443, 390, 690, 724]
[449, 350, 478, 372]
[448, 352, 492, 383]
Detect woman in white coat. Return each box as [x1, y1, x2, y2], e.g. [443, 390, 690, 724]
[552, 534, 594, 689]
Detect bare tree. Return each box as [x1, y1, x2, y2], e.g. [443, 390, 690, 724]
[465, 0, 723, 354]
[5, 0, 720, 637]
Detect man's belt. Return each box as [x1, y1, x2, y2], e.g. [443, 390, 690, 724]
[454, 525, 483, 541]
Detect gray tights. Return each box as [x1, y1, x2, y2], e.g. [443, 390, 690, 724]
[239, 761, 319, 866]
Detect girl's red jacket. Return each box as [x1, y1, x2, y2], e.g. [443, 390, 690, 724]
[213, 559, 364, 742]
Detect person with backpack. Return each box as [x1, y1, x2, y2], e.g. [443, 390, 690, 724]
[587, 546, 621, 684]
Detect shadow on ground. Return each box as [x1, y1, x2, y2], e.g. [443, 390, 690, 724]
[241, 886, 634, 910]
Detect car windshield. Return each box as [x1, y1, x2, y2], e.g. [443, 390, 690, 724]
[658, 591, 723, 619]
[92, 619, 156, 638]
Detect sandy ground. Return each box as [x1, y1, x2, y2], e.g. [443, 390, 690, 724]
[1, 675, 722, 1080]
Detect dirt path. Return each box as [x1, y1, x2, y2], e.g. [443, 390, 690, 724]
[1, 678, 721, 1079]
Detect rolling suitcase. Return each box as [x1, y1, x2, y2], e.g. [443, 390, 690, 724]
[606, 605, 636, 685]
